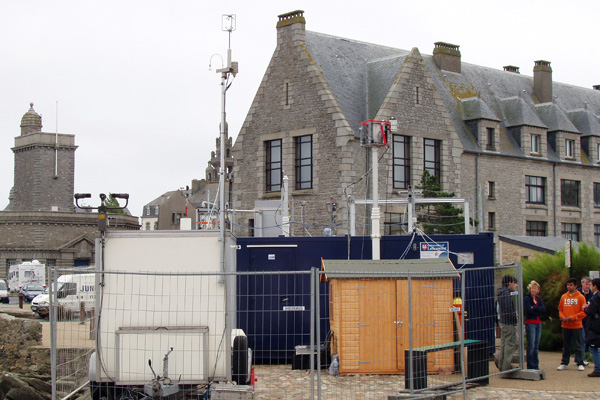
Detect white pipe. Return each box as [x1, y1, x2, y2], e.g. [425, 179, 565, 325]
[371, 146, 380, 260]
[282, 175, 290, 237]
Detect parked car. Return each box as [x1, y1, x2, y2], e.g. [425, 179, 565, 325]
[0, 279, 8, 304]
[31, 288, 49, 317]
[20, 283, 45, 302]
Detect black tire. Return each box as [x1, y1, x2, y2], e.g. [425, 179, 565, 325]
[232, 335, 249, 385]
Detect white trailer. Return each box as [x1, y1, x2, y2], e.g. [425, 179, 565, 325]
[8, 260, 46, 292]
[87, 230, 247, 399]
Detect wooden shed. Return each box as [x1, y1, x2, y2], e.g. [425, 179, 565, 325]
[322, 258, 458, 375]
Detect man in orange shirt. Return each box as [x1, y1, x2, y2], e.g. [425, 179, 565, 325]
[557, 278, 587, 371]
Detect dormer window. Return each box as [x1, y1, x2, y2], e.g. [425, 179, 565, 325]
[531, 134, 541, 154]
[566, 139, 575, 158]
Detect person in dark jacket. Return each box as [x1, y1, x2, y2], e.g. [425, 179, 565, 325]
[524, 280, 545, 370]
[583, 278, 600, 377]
[496, 275, 518, 371]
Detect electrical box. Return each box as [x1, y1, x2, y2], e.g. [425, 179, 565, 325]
[359, 120, 390, 146]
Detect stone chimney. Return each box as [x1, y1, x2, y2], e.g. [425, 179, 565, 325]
[533, 60, 552, 103]
[433, 42, 461, 73]
[503, 65, 520, 74]
[276, 10, 305, 45]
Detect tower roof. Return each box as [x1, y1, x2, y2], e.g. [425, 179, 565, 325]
[20, 103, 42, 134]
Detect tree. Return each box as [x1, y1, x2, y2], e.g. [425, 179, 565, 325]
[415, 170, 465, 234]
[522, 242, 600, 350]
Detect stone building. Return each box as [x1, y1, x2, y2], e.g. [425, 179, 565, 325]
[0, 104, 139, 278]
[232, 10, 600, 252]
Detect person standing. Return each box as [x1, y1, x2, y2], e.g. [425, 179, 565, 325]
[497, 275, 518, 371]
[524, 280, 545, 370]
[557, 278, 587, 371]
[583, 278, 600, 377]
[578, 277, 593, 364]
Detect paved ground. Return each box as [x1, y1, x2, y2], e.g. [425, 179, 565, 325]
[2, 302, 598, 399]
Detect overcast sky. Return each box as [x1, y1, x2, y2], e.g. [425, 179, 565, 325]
[2, 1, 599, 218]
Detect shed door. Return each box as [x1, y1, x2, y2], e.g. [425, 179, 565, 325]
[395, 279, 455, 373]
[357, 279, 397, 373]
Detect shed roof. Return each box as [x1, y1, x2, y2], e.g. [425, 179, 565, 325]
[321, 258, 457, 281]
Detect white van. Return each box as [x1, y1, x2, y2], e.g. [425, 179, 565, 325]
[31, 273, 95, 317]
[0, 279, 8, 304]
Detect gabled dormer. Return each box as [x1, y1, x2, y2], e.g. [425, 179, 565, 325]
[501, 95, 548, 158]
[461, 96, 501, 151]
[535, 102, 581, 162]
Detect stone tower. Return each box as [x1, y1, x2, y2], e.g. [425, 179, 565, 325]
[9, 103, 78, 211]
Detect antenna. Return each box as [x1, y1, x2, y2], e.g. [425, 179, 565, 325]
[54, 101, 59, 178]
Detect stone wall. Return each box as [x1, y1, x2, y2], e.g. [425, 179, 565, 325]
[0, 314, 50, 375]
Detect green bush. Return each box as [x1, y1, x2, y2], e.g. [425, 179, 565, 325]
[522, 242, 600, 351]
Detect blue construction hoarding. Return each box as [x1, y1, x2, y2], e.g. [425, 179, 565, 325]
[236, 233, 495, 362]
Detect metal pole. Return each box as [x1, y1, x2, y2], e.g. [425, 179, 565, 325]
[459, 270, 467, 397]
[219, 70, 227, 276]
[315, 268, 322, 400]
[50, 265, 57, 400]
[371, 146, 380, 260]
[407, 276, 414, 394]
[516, 262, 525, 370]
[310, 268, 315, 400]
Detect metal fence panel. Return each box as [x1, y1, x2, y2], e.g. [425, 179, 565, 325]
[51, 264, 523, 399]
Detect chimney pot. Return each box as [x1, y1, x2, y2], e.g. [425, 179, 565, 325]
[503, 65, 520, 74]
[433, 42, 461, 73]
[277, 10, 305, 28]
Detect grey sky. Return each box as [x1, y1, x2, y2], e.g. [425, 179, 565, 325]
[1, 0, 599, 218]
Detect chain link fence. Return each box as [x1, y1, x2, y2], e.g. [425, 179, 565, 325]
[50, 263, 523, 399]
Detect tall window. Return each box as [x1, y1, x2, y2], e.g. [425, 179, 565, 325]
[295, 135, 312, 190]
[531, 134, 541, 154]
[393, 135, 411, 189]
[595, 183, 600, 208]
[561, 179, 580, 207]
[488, 212, 496, 230]
[488, 181, 496, 199]
[562, 223, 580, 241]
[486, 128, 495, 149]
[526, 221, 547, 236]
[597, 143, 600, 163]
[566, 139, 575, 158]
[424, 138, 441, 183]
[595, 225, 600, 247]
[526, 176, 546, 204]
[266, 139, 282, 192]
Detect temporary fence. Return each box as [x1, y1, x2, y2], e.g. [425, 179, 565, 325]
[50, 263, 524, 400]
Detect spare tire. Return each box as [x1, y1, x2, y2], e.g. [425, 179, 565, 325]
[232, 335, 249, 384]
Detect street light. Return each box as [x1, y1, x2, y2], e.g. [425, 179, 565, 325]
[75, 193, 129, 232]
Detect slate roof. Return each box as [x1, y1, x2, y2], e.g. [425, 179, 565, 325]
[320, 258, 457, 281]
[305, 32, 408, 133]
[304, 30, 600, 164]
[499, 235, 589, 254]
